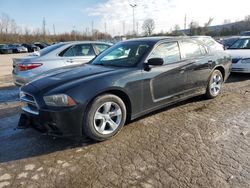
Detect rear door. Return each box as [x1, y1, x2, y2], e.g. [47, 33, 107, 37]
[179, 40, 213, 92]
[60, 43, 96, 65]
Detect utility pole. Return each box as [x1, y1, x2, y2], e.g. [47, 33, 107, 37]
[42, 17, 46, 41]
[184, 14, 187, 30]
[123, 21, 125, 36]
[104, 22, 107, 33]
[91, 21, 94, 38]
[136, 21, 139, 35]
[130, 3, 137, 35]
[53, 24, 56, 36]
[73, 26, 76, 41]
[85, 27, 88, 36]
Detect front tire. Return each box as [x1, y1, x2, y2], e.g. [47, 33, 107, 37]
[83, 94, 127, 141]
[205, 69, 223, 99]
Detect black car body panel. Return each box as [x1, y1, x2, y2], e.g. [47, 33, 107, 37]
[0, 44, 13, 54]
[20, 37, 232, 137]
[22, 44, 40, 52]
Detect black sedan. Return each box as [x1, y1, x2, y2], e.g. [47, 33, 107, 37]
[22, 43, 40, 52]
[0, 44, 12, 54]
[19, 37, 232, 141]
[33, 42, 48, 49]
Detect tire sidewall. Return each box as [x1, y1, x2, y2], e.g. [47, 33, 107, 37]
[84, 94, 127, 141]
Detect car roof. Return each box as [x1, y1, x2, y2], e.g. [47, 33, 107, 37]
[239, 36, 250, 39]
[57, 41, 113, 45]
[126, 36, 196, 43]
[190, 36, 212, 39]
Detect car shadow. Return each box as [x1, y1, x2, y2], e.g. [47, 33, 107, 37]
[0, 95, 206, 164]
[129, 95, 206, 124]
[226, 73, 250, 83]
[0, 114, 96, 163]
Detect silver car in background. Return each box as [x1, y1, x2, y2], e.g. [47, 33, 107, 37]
[12, 41, 112, 86]
[191, 36, 224, 51]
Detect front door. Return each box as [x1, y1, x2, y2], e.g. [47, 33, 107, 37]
[142, 41, 192, 110]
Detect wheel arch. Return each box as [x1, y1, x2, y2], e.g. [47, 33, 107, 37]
[85, 88, 132, 123]
[213, 65, 225, 81]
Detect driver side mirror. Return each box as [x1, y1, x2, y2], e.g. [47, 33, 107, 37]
[144, 58, 164, 71]
[147, 58, 164, 66]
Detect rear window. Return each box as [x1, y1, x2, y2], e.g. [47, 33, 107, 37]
[181, 41, 205, 58]
[94, 44, 110, 54]
[39, 43, 65, 56]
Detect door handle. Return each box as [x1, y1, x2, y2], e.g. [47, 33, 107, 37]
[66, 59, 74, 63]
[179, 67, 185, 73]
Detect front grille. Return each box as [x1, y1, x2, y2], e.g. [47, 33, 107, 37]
[20, 92, 39, 115]
[232, 58, 241, 64]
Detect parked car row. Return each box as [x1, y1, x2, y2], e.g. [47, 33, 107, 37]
[16, 36, 233, 141]
[0, 42, 49, 54]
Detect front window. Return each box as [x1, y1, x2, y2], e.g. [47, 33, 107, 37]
[91, 41, 152, 67]
[229, 38, 250, 49]
[149, 42, 181, 64]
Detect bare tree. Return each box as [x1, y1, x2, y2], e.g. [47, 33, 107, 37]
[172, 24, 181, 35]
[203, 17, 214, 35]
[189, 21, 200, 35]
[1, 13, 11, 34]
[142, 19, 155, 36]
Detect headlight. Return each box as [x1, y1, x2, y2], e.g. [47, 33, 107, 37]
[43, 94, 76, 107]
[241, 58, 250, 64]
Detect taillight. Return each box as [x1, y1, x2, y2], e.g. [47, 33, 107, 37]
[17, 63, 43, 71]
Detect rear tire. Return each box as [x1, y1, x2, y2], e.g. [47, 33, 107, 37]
[205, 69, 223, 99]
[83, 94, 126, 141]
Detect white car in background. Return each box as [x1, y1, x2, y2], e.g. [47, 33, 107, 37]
[226, 37, 250, 73]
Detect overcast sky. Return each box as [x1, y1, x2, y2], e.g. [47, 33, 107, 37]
[0, 0, 250, 35]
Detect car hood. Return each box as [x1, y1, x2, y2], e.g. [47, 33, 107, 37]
[27, 64, 119, 91]
[226, 49, 250, 59]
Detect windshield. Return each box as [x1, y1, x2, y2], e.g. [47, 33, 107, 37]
[229, 38, 250, 49]
[91, 41, 152, 67]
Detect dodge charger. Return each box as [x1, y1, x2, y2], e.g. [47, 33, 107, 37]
[19, 37, 231, 141]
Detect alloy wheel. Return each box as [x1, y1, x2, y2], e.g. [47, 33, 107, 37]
[210, 73, 222, 96]
[93, 102, 122, 135]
